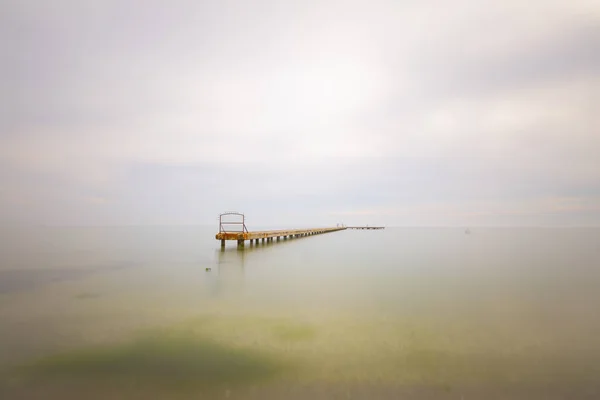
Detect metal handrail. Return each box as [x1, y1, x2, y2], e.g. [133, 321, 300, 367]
[219, 212, 248, 233]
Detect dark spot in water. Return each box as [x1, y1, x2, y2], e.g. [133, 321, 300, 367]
[0, 269, 92, 294]
[0, 263, 138, 294]
[16, 333, 288, 392]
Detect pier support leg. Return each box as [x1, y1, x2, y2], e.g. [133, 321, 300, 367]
[262, 238, 265, 243]
[277, 236, 280, 241]
[237, 239, 244, 248]
[221, 240, 225, 248]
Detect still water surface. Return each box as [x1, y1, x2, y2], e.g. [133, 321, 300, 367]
[1, 226, 599, 399]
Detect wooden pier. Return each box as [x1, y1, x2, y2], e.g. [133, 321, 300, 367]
[216, 213, 346, 248]
[216, 227, 346, 247]
[346, 226, 385, 230]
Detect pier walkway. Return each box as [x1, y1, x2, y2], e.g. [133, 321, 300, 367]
[215, 213, 346, 248]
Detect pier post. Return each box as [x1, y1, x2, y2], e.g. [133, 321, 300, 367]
[221, 239, 225, 248]
[237, 239, 244, 247]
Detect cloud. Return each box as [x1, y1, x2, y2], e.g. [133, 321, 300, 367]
[1, 0, 599, 226]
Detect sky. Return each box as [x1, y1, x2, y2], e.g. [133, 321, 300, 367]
[1, 0, 599, 227]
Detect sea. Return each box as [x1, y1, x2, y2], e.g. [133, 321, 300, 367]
[1, 226, 599, 399]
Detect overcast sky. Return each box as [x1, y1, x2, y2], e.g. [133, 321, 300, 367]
[1, 0, 599, 227]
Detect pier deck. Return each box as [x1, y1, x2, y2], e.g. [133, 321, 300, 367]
[216, 212, 350, 247]
[216, 227, 346, 247]
[215, 213, 384, 248]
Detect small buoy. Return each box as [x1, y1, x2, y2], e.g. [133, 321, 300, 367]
[205, 267, 211, 271]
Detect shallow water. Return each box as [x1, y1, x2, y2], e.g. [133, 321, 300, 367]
[1, 226, 600, 399]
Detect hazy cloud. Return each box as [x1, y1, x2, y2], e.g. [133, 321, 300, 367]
[1, 0, 599, 226]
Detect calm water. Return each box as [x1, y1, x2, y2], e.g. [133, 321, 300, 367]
[1, 226, 600, 399]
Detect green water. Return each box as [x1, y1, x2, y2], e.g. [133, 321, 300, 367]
[1, 227, 600, 399]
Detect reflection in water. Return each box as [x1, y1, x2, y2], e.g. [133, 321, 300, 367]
[209, 237, 286, 299]
[207, 247, 246, 298]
